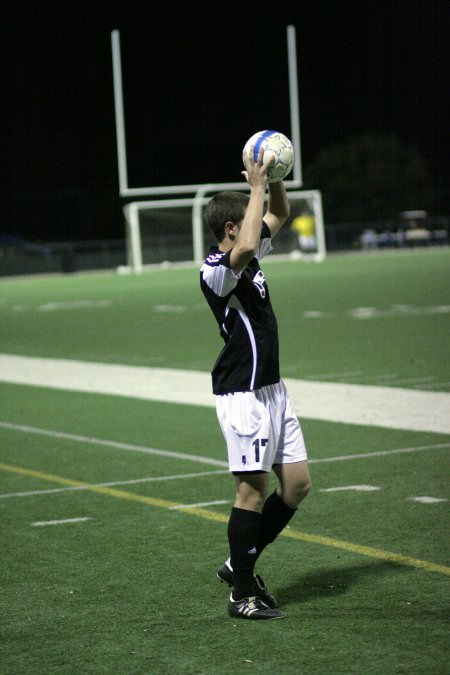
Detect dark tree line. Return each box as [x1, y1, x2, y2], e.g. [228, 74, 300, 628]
[303, 133, 440, 223]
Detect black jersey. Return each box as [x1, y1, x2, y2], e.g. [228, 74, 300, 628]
[200, 222, 280, 395]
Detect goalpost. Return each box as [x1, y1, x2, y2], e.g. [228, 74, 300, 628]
[112, 26, 326, 272]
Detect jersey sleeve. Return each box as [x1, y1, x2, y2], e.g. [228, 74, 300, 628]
[200, 250, 240, 297]
[256, 221, 273, 260]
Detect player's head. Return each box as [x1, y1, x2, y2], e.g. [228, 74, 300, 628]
[204, 191, 250, 242]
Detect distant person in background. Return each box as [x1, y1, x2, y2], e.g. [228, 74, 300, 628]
[291, 207, 316, 253]
[200, 145, 311, 621]
[359, 228, 378, 251]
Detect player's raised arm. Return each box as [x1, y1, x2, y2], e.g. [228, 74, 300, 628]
[263, 180, 291, 238]
[228, 146, 270, 274]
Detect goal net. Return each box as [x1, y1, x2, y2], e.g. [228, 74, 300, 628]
[121, 190, 325, 273]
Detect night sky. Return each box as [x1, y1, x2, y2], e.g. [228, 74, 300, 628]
[3, 0, 449, 241]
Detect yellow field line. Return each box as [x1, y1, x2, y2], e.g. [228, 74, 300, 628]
[280, 529, 450, 576]
[1, 461, 449, 576]
[0, 462, 178, 510]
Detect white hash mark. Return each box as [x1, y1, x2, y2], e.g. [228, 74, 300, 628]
[409, 496, 447, 504]
[320, 485, 381, 492]
[31, 517, 92, 526]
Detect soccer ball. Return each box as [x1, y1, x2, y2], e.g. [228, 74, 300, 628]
[243, 130, 294, 183]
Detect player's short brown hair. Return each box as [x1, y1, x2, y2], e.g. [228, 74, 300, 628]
[204, 191, 250, 242]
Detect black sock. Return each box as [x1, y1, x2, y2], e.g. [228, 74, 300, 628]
[256, 490, 296, 559]
[228, 507, 261, 600]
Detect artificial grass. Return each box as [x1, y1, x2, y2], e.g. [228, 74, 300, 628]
[1, 250, 449, 672]
[0, 249, 449, 387]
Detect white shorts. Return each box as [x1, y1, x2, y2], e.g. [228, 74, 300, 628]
[215, 380, 307, 473]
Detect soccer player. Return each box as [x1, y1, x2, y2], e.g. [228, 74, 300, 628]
[200, 145, 311, 620]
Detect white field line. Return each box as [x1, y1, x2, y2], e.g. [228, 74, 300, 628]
[0, 468, 229, 499]
[408, 496, 448, 504]
[31, 517, 92, 526]
[319, 485, 381, 492]
[0, 421, 228, 468]
[387, 376, 436, 386]
[37, 301, 112, 313]
[309, 442, 450, 463]
[0, 354, 450, 433]
[169, 500, 229, 510]
[302, 371, 364, 380]
[419, 381, 450, 390]
[0, 420, 448, 500]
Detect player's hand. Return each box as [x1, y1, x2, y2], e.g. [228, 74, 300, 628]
[241, 145, 274, 188]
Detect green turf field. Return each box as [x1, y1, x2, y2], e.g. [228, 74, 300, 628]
[0, 249, 449, 674]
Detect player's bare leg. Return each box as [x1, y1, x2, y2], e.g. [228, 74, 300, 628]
[273, 460, 312, 509]
[233, 471, 269, 511]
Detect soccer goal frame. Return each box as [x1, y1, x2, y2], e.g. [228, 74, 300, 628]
[122, 189, 326, 273]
